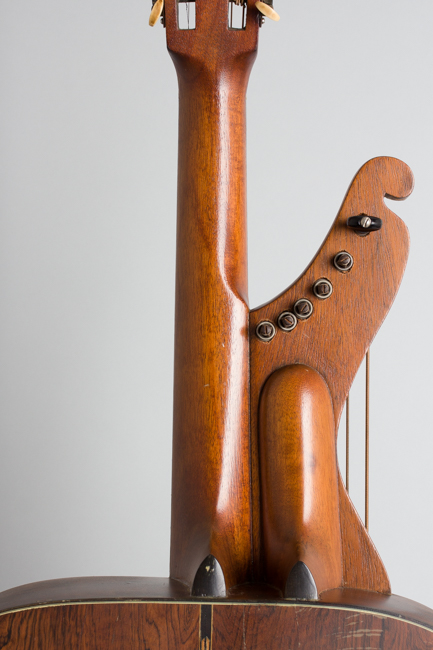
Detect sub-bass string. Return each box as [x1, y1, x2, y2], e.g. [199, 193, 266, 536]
[365, 348, 370, 531]
[345, 393, 350, 493]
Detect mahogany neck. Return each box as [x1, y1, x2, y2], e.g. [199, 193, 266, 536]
[166, 0, 260, 590]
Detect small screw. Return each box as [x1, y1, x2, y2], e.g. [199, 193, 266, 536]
[256, 321, 276, 342]
[334, 251, 353, 272]
[313, 278, 333, 300]
[293, 299, 313, 320]
[278, 311, 297, 332]
[360, 216, 372, 229]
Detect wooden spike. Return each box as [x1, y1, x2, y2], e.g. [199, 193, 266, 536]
[255, 1, 280, 22]
[149, 0, 164, 27]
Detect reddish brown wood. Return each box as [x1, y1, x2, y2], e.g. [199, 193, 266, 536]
[165, 0, 260, 590]
[0, 603, 200, 649]
[212, 603, 433, 649]
[250, 156, 413, 591]
[0, 595, 432, 650]
[1, 578, 433, 630]
[3, 2, 424, 646]
[259, 364, 342, 596]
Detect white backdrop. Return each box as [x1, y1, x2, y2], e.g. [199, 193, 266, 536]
[1, 0, 433, 608]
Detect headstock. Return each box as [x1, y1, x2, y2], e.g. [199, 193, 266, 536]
[164, 0, 260, 73]
[149, 0, 280, 76]
[150, 0, 279, 31]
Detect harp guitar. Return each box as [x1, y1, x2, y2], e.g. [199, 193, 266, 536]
[1, 0, 433, 648]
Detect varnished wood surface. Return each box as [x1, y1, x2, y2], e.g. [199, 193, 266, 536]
[166, 0, 260, 590]
[250, 156, 413, 591]
[259, 365, 342, 595]
[1, 578, 433, 630]
[0, 603, 200, 650]
[212, 604, 433, 649]
[163, 0, 414, 598]
[2, 604, 433, 650]
[1, 582, 433, 649]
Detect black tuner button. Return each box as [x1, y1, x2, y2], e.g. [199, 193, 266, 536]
[347, 214, 382, 234]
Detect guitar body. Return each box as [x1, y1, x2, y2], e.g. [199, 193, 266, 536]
[1, 578, 433, 649]
[2, 0, 433, 646]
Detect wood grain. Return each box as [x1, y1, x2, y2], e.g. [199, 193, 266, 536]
[259, 364, 342, 595]
[212, 603, 433, 649]
[0, 603, 200, 650]
[1, 596, 432, 650]
[1, 578, 433, 628]
[165, 0, 260, 591]
[250, 156, 413, 590]
[1, 0, 424, 645]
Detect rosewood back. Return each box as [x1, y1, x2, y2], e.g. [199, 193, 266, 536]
[1, 578, 433, 649]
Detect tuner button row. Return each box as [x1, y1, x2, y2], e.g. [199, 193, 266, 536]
[255, 249, 356, 342]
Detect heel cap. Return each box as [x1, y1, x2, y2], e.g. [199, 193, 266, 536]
[191, 555, 227, 598]
[285, 561, 318, 601]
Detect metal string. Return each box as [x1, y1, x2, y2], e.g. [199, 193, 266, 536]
[365, 348, 370, 531]
[345, 394, 350, 493]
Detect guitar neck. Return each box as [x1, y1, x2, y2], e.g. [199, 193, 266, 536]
[167, 0, 259, 590]
[162, 0, 414, 606]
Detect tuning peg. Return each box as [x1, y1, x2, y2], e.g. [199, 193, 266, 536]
[149, 0, 164, 26]
[255, 1, 280, 22]
[347, 214, 382, 234]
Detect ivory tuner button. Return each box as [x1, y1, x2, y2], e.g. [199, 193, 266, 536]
[149, 0, 164, 26]
[255, 1, 280, 21]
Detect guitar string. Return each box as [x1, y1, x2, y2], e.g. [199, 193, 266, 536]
[345, 394, 349, 493]
[365, 348, 370, 532]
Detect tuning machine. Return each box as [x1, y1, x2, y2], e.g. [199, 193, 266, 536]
[347, 214, 382, 235]
[149, 0, 165, 27]
[255, 0, 280, 24]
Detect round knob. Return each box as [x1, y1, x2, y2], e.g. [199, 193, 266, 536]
[334, 251, 354, 272]
[278, 311, 297, 332]
[256, 321, 276, 342]
[293, 299, 313, 320]
[313, 279, 333, 300]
